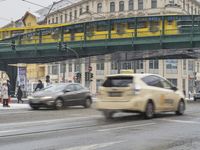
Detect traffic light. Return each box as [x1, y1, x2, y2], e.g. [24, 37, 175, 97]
[85, 72, 89, 81]
[85, 72, 93, 81]
[90, 72, 94, 79]
[11, 40, 15, 50]
[75, 72, 81, 82]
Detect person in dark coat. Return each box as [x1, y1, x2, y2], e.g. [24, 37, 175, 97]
[16, 86, 23, 103]
[34, 80, 44, 91]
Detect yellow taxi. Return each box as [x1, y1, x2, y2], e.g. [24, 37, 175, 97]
[96, 71, 186, 119]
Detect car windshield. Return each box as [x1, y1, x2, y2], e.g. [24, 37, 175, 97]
[102, 76, 133, 87]
[42, 84, 66, 92]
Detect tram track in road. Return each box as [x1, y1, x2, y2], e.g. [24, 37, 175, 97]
[0, 114, 157, 139]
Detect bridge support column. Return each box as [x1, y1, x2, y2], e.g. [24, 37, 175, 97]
[0, 63, 17, 96]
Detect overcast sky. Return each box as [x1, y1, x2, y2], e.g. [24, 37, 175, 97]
[0, 0, 60, 27]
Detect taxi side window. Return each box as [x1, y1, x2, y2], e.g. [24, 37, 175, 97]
[161, 79, 173, 89]
[142, 75, 163, 88]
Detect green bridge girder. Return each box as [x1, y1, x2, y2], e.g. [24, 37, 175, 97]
[0, 33, 200, 64]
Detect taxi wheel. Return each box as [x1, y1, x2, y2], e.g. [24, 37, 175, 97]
[176, 101, 185, 115]
[144, 102, 154, 119]
[55, 99, 64, 110]
[103, 111, 114, 120]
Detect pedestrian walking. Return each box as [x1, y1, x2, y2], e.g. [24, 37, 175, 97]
[16, 86, 23, 103]
[34, 80, 44, 91]
[1, 83, 10, 107]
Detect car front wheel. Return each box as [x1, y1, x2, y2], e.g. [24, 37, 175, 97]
[84, 98, 92, 108]
[55, 99, 64, 110]
[176, 101, 185, 115]
[30, 105, 39, 110]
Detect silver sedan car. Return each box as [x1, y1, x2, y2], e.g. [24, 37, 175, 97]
[28, 83, 92, 110]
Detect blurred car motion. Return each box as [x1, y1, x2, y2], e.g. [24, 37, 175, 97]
[96, 72, 186, 119]
[193, 91, 200, 101]
[28, 83, 92, 110]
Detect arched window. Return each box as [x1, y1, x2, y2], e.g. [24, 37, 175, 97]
[119, 1, 124, 12]
[97, 3, 102, 13]
[129, 0, 134, 10]
[110, 2, 115, 12]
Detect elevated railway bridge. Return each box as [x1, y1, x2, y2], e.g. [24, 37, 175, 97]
[0, 15, 200, 91]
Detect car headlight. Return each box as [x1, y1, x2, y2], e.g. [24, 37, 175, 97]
[41, 96, 53, 100]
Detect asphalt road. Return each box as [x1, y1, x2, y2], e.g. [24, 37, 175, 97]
[1, 102, 200, 150]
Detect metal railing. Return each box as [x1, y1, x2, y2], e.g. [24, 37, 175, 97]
[2, 28, 200, 47]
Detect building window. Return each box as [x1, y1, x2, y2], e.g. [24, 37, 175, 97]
[48, 66, 51, 74]
[191, 6, 193, 14]
[65, 14, 67, 22]
[60, 64, 66, 74]
[136, 60, 143, 69]
[96, 63, 104, 70]
[110, 2, 115, 12]
[121, 62, 132, 69]
[138, 0, 143, 10]
[183, 0, 185, 10]
[129, 0, 134, 10]
[149, 60, 159, 69]
[68, 64, 72, 72]
[56, 17, 58, 23]
[70, 12, 72, 21]
[96, 63, 104, 75]
[86, 5, 89, 12]
[119, 1, 124, 12]
[183, 60, 186, 70]
[74, 10, 77, 19]
[169, 0, 175, 5]
[188, 60, 194, 71]
[60, 15, 63, 23]
[167, 78, 177, 87]
[74, 64, 80, 72]
[52, 18, 54, 24]
[97, 3, 102, 13]
[187, 3, 190, 13]
[80, 8, 82, 15]
[151, 0, 157, 8]
[48, 20, 51, 24]
[52, 65, 58, 75]
[166, 59, 178, 69]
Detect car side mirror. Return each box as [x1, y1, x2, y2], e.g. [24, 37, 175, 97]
[171, 87, 177, 91]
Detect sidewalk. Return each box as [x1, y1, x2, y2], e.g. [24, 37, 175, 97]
[0, 103, 30, 110]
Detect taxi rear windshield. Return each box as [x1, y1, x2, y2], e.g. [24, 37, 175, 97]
[102, 76, 133, 87]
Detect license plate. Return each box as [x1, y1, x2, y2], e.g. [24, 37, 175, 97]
[109, 92, 122, 97]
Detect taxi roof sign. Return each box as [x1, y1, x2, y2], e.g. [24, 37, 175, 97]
[120, 70, 134, 74]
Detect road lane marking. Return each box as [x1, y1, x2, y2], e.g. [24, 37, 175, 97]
[0, 129, 21, 134]
[62, 141, 123, 150]
[159, 119, 200, 124]
[0, 115, 101, 128]
[97, 123, 156, 132]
